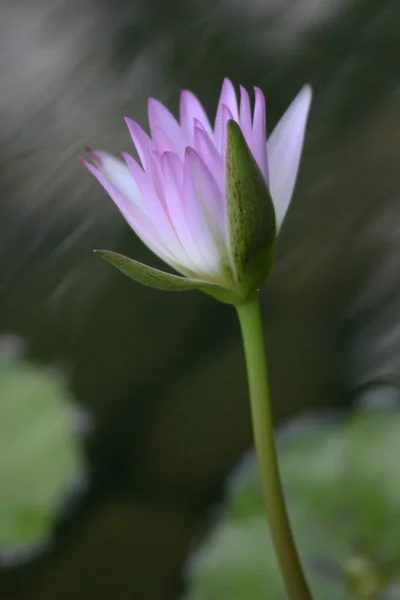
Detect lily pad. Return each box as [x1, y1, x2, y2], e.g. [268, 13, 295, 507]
[185, 410, 400, 599]
[0, 359, 87, 564]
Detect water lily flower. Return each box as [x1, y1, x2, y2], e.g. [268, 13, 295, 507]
[81, 79, 311, 304]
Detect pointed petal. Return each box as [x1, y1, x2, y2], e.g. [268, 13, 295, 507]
[86, 150, 142, 207]
[193, 123, 223, 189]
[217, 79, 239, 121]
[267, 85, 312, 230]
[150, 124, 177, 153]
[218, 104, 235, 160]
[239, 85, 252, 144]
[95, 250, 240, 304]
[125, 118, 154, 172]
[81, 159, 181, 269]
[160, 151, 204, 270]
[183, 147, 228, 278]
[82, 158, 144, 227]
[252, 87, 268, 181]
[180, 90, 213, 142]
[148, 98, 186, 157]
[122, 151, 159, 216]
[214, 79, 239, 150]
[185, 147, 226, 239]
[122, 151, 186, 262]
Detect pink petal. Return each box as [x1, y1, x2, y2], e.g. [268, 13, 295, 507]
[86, 150, 142, 207]
[142, 149, 168, 204]
[267, 85, 312, 230]
[160, 151, 205, 271]
[217, 79, 239, 120]
[183, 147, 227, 275]
[142, 150, 197, 269]
[180, 90, 213, 143]
[193, 122, 223, 190]
[219, 104, 235, 161]
[160, 150, 183, 190]
[121, 151, 155, 213]
[214, 79, 239, 150]
[148, 98, 186, 158]
[150, 124, 177, 153]
[81, 159, 180, 269]
[185, 147, 225, 237]
[122, 151, 184, 261]
[239, 85, 252, 144]
[125, 118, 154, 172]
[252, 87, 268, 181]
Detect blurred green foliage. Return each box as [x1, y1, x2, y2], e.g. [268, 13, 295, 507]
[185, 411, 400, 599]
[0, 359, 86, 564]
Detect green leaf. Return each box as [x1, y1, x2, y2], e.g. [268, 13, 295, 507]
[0, 359, 86, 564]
[95, 250, 243, 304]
[225, 120, 276, 298]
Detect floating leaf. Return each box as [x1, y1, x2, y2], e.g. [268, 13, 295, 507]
[185, 410, 400, 599]
[0, 359, 87, 564]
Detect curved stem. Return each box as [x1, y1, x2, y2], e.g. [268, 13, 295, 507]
[236, 297, 312, 600]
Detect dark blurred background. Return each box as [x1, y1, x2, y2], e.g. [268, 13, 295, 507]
[2, 0, 400, 598]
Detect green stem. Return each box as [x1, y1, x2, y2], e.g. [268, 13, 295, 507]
[236, 296, 312, 600]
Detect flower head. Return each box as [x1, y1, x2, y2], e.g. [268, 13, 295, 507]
[81, 79, 311, 303]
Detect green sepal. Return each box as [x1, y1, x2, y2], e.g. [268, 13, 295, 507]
[226, 120, 276, 297]
[95, 250, 245, 304]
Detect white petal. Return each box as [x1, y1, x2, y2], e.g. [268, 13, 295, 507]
[160, 151, 205, 272]
[192, 123, 223, 192]
[214, 79, 239, 151]
[148, 98, 186, 158]
[122, 151, 186, 263]
[125, 118, 154, 172]
[82, 159, 181, 271]
[267, 85, 312, 230]
[180, 90, 213, 142]
[183, 148, 227, 278]
[239, 86, 252, 145]
[252, 87, 268, 181]
[87, 150, 143, 208]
